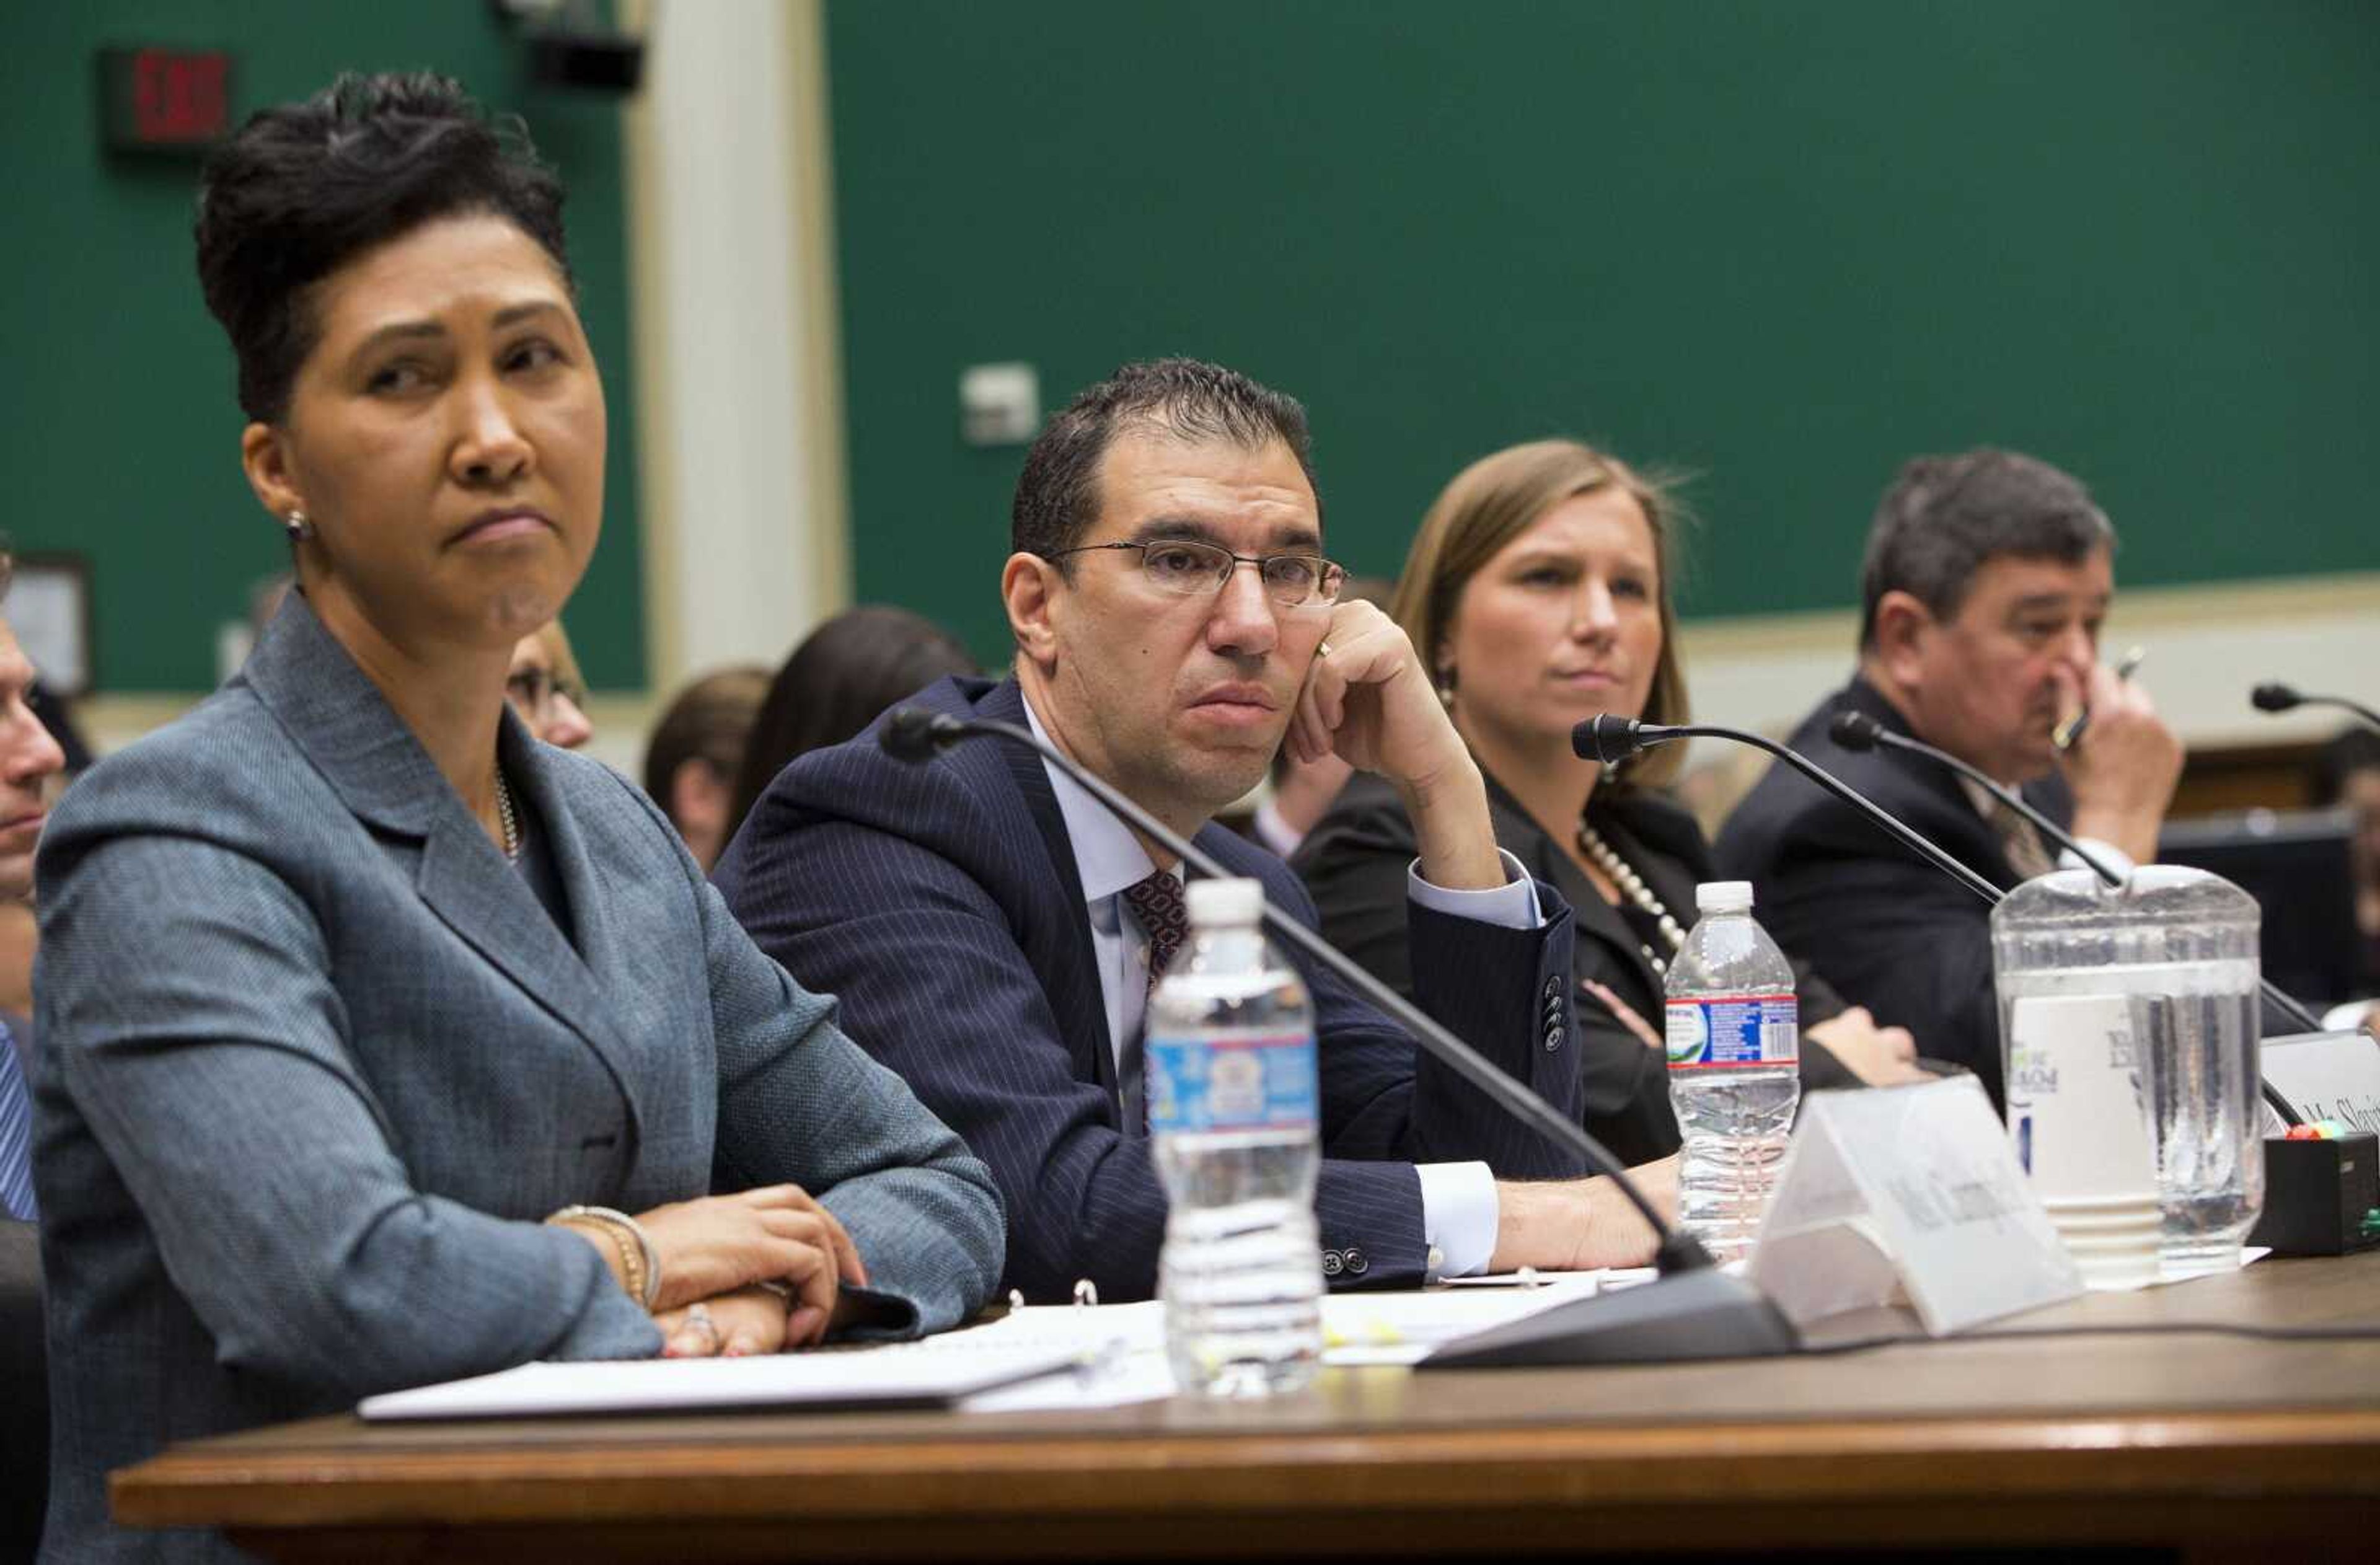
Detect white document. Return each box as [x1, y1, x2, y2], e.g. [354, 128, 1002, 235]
[362, 1279, 1652, 1420]
[358, 1341, 1088, 1421]
[1750, 1076, 2083, 1336]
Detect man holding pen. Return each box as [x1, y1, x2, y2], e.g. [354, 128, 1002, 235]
[1716, 449, 2184, 1104]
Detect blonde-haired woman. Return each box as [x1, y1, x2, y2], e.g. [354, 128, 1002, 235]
[1294, 441, 1920, 1164]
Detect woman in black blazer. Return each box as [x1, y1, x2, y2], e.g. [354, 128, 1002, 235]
[1294, 441, 1921, 1165]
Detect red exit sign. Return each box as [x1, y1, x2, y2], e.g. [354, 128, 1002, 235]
[98, 47, 234, 152]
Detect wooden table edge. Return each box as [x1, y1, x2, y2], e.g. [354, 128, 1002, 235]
[114, 1403, 2380, 1530]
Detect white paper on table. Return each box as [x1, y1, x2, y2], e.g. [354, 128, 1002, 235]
[358, 1342, 1088, 1420]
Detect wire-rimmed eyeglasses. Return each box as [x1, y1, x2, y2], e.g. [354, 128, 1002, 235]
[1047, 539, 1347, 608]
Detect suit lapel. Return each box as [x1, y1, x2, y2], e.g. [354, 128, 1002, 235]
[975, 679, 1118, 1096]
[242, 594, 646, 1126]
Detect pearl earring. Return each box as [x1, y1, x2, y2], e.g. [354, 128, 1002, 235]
[1435, 667, 1457, 709]
[284, 510, 315, 542]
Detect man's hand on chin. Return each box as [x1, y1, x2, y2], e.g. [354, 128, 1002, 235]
[1288, 601, 1502, 890]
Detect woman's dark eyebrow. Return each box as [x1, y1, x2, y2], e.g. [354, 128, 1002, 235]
[350, 319, 445, 357]
[349, 299, 565, 360]
[492, 300, 568, 329]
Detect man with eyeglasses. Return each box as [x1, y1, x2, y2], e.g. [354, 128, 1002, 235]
[717, 358, 1672, 1302]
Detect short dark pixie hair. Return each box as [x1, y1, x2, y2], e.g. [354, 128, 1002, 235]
[195, 71, 572, 424]
[1011, 358, 1320, 565]
[1858, 449, 2115, 650]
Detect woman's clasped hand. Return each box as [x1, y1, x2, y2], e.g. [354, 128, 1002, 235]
[635, 1184, 870, 1355]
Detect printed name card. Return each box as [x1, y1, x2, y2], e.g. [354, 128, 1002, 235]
[1748, 1076, 2082, 1336]
[2259, 1030, 2380, 1135]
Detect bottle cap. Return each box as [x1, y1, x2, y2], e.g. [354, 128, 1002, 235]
[1186, 875, 1264, 927]
[1695, 880, 1755, 913]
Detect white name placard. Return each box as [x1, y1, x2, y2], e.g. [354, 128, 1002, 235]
[1748, 1075, 2083, 1336]
[2259, 1030, 2380, 1136]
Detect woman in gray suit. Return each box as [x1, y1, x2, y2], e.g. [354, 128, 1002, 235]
[31, 74, 1003, 1564]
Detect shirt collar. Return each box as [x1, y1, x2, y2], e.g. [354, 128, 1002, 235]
[1021, 689, 1163, 904]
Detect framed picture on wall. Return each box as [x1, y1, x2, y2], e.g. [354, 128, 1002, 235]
[9, 552, 94, 698]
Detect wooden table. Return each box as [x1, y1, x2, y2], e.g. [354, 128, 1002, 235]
[115, 1251, 2380, 1562]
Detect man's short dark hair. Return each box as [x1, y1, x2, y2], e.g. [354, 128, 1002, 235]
[1011, 358, 1320, 564]
[195, 71, 573, 425]
[1858, 449, 2116, 650]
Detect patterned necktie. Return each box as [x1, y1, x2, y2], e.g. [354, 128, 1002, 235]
[0, 1020, 37, 1222]
[1990, 798, 2056, 883]
[1118, 870, 1190, 1133]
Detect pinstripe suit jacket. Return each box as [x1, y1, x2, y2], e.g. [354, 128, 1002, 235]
[713, 676, 1589, 1303]
[30, 599, 1004, 1565]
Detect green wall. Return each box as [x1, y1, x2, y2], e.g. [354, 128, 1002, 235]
[1, 1, 643, 692]
[826, 1, 2379, 662]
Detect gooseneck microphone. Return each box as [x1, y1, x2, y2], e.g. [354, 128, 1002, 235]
[1585, 712, 2306, 1124]
[884, 706, 1799, 1365]
[1828, 711, 2123, 884]
[1577, 715, 2004, 904]
[2250, 682, 2380, 736]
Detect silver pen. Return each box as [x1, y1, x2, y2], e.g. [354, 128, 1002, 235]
[2053, 645, 2146, 751]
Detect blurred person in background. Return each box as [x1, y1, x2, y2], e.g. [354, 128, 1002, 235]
[2314, 726, 2380, 1011]
[506, 618, 594, 748]
[719, 604, 976, 855]
[0, 548, 68, 1565]
[0, 548, 71, 1217]
[643, 664, 770, 873]
[1715, 449, 2182, 1105]
[32, 73, 1000, 1565]
[1295, 441, 1922, 1167]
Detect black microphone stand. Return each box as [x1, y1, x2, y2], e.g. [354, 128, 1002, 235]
[2252, 682, 2380, 736]
[1585, 715, 2306, 1124]
[884, 707, 1799, 1366]
[1830, 710, 2326, 1066]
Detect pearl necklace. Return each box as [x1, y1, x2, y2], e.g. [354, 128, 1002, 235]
[495, 769, 522, 863]
[1577, 821, 1685, 976]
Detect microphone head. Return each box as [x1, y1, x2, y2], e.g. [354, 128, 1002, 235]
[2250, 682, 2302, 714]
[1828, 711, 1883, 752]
[879, 707, 958, 762]
[1572, 714, 1644, 765]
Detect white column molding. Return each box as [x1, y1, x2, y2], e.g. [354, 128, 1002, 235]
[621, 0, 850, 696]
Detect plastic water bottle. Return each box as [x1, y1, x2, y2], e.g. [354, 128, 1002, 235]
[1664, 881, 1800, 1264]
[1147, 876, 1323, 1397]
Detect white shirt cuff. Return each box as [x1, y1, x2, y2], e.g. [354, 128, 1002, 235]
[1415, 1161, 1499, 1280]
[2061, 837, 2138, 878]
[1406, 847, 1544, 929]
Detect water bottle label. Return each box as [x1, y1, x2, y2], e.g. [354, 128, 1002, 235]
[1665, 993, 1798, 1070]
[1145, 1029, 1317, 1134]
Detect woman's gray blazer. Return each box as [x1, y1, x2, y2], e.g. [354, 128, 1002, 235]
[29, 599, 1005, 1564]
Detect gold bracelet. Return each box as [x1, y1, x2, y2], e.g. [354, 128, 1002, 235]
[549, 1214, 643, 1307]
[547, 1205, 663, 1311]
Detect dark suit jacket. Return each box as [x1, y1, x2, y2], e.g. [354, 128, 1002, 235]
[713, 676, 1592, 1302]
[32, 599, 1003, 1565]
[1713, 674, 2074, 1106]
[1295, 773, 1853, 1166]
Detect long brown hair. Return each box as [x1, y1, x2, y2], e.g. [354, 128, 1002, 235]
[1391, 439, 1691, 791]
